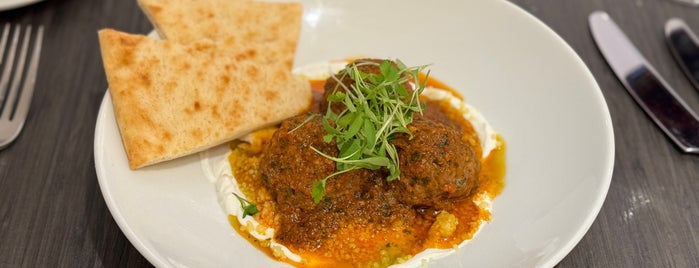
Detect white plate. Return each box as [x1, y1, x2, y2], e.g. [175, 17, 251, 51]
[94, 0, 615, 267]
[0, 0, 42, 11]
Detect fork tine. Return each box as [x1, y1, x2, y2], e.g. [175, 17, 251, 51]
[12, 26, 43, 123]
[2, 25, 32, 121]
[0, 24, 20, 109]
[0, 24, 43, 150]
[0, 24, 9, 65]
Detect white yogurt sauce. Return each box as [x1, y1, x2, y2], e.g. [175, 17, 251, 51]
[201, 60, 500, 267]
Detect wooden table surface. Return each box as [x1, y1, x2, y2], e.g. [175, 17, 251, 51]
[1, 0, 697, 267]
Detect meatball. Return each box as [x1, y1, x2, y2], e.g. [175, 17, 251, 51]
[260, 114, 338, 210]
[321, 59, 414, 114]
[390, 118, 480, 209]
[260, 115, 415, 249]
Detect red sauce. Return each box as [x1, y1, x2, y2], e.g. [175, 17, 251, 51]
[227, 74, 506, 267]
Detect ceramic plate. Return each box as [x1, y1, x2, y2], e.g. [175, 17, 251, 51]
[94, 0, 614, 267]
[0, 0, 42, 11]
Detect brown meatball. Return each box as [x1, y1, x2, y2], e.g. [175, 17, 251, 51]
[260, 114, 338, 210]
[391, 118, 480, 209]
[321, 59, 414, 114]
[260, 115, 416, 249]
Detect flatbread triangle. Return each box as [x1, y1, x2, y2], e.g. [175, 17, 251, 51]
[137, 0, 303, 69]
[98, 29, 311, 169]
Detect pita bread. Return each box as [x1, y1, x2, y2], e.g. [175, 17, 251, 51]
[137, 0, 303, 69]
[98, 29, 312, 169]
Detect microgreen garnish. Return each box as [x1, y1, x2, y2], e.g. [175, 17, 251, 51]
[288, 113, 319, 134]
[311, 59, 429, 204]
[233, 193, 259, 218]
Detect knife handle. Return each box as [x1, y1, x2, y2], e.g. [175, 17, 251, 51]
[626, 66, 699, 153]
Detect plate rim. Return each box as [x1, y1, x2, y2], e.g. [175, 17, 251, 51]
[497, 1, 615, 266]
[94, 94, 173, 268]
[0, 0, 43, 11]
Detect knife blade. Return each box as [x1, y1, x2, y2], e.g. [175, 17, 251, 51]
[589, 11, 699, 154]
[665, 18, 699, 91]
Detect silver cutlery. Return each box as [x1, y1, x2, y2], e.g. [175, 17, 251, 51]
[670, 0, 699, 6]
[589, 11, 699, 154]
[0, 24, 44, 150]
[665, 18, 699, 91]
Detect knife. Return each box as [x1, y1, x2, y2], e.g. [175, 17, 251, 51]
[665, 18, 699, 91]
[589, 11, 699, 154]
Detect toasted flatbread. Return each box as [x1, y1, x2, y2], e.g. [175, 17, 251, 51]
[137, 0, 303, 69]
[98, 29, 312, 169]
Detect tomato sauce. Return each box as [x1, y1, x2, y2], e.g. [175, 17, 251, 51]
[226, 75, 506, 267]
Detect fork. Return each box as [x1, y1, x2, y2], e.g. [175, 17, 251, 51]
[0, 24, 44, 150]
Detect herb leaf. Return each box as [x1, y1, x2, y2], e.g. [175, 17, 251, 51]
[310, 59, 428, 203]
[233, 193, 259, 218]
[311, 179, 327, 204]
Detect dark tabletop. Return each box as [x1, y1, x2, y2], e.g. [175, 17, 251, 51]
[1, 0, 698, 267]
